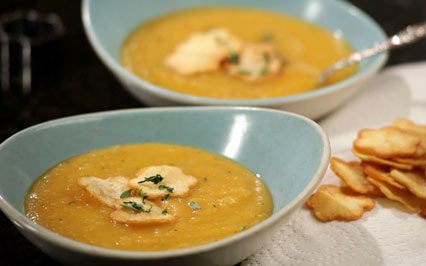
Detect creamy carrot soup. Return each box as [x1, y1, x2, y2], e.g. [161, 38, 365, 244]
[121, 7, 357, 99]
[25, 143, 273, 251]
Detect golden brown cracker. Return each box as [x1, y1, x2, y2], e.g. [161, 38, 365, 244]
[330, 157, 382, 196]
[129, 165, 198, 199]
[354, 127, 420, 159]
[306, 185, 375, 222]
[353, 149, 413, 170]
[367, 177, 426, 213]
[78, 176, 130, 208]
[390, 169, 426, 199]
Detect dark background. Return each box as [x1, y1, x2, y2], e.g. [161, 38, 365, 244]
[1, 0, 426, 265]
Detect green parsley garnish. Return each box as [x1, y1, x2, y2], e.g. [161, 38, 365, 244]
[120, 201, 152, 213]
[162, 209, 168, 215]
[138, 191, 148, 203]
[261, 52, 270, 76]
[189, 201, 201, 210]
[263, 52, 270, 63]
[159, 185, 174, 193]
[120, 189, 132, 198]
[138, 174, 163, 184]
[229, 53, 239, 63]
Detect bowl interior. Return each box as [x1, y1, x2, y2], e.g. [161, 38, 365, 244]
[83, 0, 387, 102]
[0, 107, 328, 217]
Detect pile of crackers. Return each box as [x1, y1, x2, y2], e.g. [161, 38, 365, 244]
[307, 119, 426, 222]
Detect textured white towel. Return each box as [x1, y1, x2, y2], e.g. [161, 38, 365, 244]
[242, 62, 426, 266]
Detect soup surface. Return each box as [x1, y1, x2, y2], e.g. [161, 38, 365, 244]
[122, 7, 357, 99]
[25, 143, 273, 251]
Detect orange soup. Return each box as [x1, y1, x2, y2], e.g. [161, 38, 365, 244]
[121, 7, 357, 99]
[25, 143, 273, 251]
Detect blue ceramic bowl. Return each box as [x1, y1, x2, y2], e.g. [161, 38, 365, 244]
[0, 107, 329, 265]
[82, 0, 387, 119]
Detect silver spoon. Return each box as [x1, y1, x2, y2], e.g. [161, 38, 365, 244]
[318, 21, 426, 85]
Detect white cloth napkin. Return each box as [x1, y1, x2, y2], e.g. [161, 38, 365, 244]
[242, 62, 426, 266]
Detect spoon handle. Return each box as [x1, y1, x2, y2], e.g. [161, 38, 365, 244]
[319, 21, 426, 84]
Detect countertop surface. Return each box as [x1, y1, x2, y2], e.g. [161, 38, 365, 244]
[1, 0, 426, 265]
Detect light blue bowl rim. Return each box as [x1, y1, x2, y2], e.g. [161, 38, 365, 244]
[81, 0, 388, 106]
[0, 106, 330, 260]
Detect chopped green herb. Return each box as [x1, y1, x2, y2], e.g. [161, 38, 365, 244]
[203, 177, 208, 181]
[261, 32, 274, 42]
[137, 191, 148, 203]
[138, 174, 163, 184]
[162, 209, 168, 215]
[120, 201, 152, 213]
[189, 201, 201, 210]
[164, 194, 170, 199]
[241, 225, 247, 231]
[238, 69, 251, 76]
[263, 52, 270, 63]
[159, 185, 174, 193]
[229, 53, 239, 63]
[120, 189, 132, 198]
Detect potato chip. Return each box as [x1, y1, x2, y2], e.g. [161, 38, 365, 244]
[353, 149, 413, 170]
[110, 197, 175, 224]
[306, 185, 375, 222]
[129, 165, 198, 199]
[362, 162, 406, 189]
[367, 177, 426, 213]
[393, 119, 426, 135]
[390, 169, 426, 199]
[391, 156, 426, 167]
[354, 127, 420, 159]
[78, 176, 130, 208]
[393, 119, 426, 153]
[330, 157, 382, 196]
[164, 28, 243, 75]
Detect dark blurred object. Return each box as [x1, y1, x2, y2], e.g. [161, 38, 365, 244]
[0, 10, 64, 94]
[0, 1, 426, 266]
[349, 0, 426, 66]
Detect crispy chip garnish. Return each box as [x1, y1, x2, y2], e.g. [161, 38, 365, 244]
[110, 197, 175, 224]
[164, 28, 243, 75]
[353, 149, 413, 170]
[78, 176, 130, 208]
[367, 177, 426, 213]
[392, 119, 426, 154]
[306, 185, 375, 222]
[393, 119, 426, 135]
[362, 162, 406, 189]
[390, 169, 426, 199]
[128, 165, 198, 199]
[330, 157, 382, 196]
[391, 156, 426, 167]
[354, 127, 420, 159]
